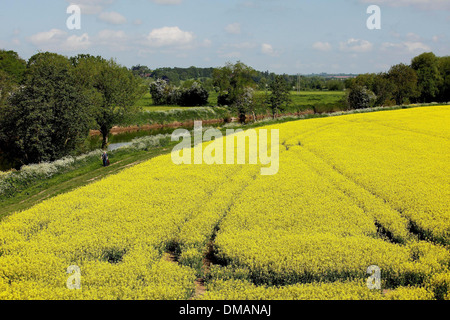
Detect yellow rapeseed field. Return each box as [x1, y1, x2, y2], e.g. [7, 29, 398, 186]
[0, 105, 449, 300]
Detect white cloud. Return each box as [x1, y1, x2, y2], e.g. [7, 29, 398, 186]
[381, 41, 431, 53]
[339, 38, 373, 53]
[312, 41, 332, 52]
[98, 11, 127, 25]
[225, 23, 241, 35]
[261, 43, 279, 56]
[64, 34, 91, 51]
[359, 0, 450, 11]
[146, 26, 194, 47]
[28, 29, 90, 51]
[29, 28, 66, 45]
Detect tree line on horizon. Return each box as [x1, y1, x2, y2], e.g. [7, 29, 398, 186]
[132, 64, 348, 92]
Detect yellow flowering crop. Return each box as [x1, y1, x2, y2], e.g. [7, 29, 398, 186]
[199, 278, 434, 300]
[0, 105, 449, 299]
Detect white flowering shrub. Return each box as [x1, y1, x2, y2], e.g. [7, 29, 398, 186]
[149, 79, 209, 106]
[0, 150, 103, 197]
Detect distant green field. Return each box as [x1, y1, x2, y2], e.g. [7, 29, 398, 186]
[135, 93, 182, 111]
[289, 90, 346, 113]
[135, 92, 220, 112]
[254, 90, 346, 114]
[137, 91, 346, 113]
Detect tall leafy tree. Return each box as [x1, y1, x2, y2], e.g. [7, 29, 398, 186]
[347, 85, 375, 109]
[327, 79, 345, 91]
[71, 55, 146, 148]
[347, 73, 377, 91]
[387, 63, 419, 105]
[234, 87, 256, 123]
[267, 75, 292, 118]
[437, 56, 450, 102]
[0, 70, 14, 107]
[178, 81, 209, 106]
[213, 61, 256, 107]
[372, 72, 394, 106]
[0, 50, 26, 107]
[213, 61, 257, 122]
[0, 52, 91, 166]
[411, 52, 442, 102]
[0, 49, 26, 84]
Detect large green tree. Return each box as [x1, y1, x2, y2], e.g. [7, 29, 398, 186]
[0, 52, 91, 166]
[213, 61, 256, 107]
[213, 61, 257, 122]
[0, 50, 26, 107]
[0, 49, 26, 84]
[346, 73, 377, 91]
[372, 72, 395, 107]
[71, 55, 146, 148]
[411, 52, 442, 102]
[267, 75, 292, 118]
[0, 70, 14, 107]
[438, 56, 450, 102]
[387, 63, 419, 105]
[347, 85, 375, 109]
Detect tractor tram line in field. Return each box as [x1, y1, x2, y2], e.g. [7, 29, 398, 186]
[294, 145, 409, 243]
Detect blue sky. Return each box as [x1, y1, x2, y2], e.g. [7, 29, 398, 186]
[1, 0, 449, 74]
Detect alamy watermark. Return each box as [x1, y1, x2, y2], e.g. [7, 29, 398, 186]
[66, 265, 81, 290]
[367, 5, 381, 30]
[366, 265, 381, 290]
[171, 121, 280, 176]
[66, 5, 81, 30]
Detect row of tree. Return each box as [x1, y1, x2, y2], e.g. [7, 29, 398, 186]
[345, 52, 450, 109]
[132, 64, 349, 92]
[137, 53, 450, 100]
[0, 51, 145, 167]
